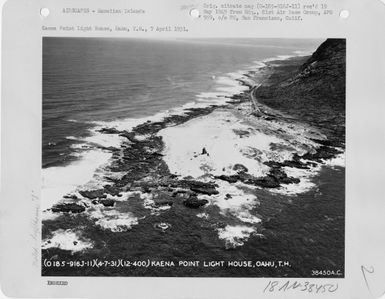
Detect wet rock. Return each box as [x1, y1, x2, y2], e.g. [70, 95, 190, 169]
[79, 189, 106, 199]
[233, 164, 249, 173]
[190, 186, 219, 195]
[237, 171, 254, 183]
[100, 199, 115, 207]
[98, 127, 121, 134]
[190, 181, 217, 189]
[265, 158, 309, 170]
[119, 131, 137, 143]
[104, 176, 119, 183]
[52, 203, 85, 213]
[280, 177, 300, 184]
[301, 146, 340, 162]
[269, 167, 300, 185]
[269, 168, 288, 181]
[216, 175, 239, 183]
[184, 196, 209, 209]
[133, 122, 165, 135]
[98, 146, 119, 152]
[63, 194, 78, 199]
[103, 185, 121, 197]
[252, 176, 280, 188]
[178, 180, 219, 195]
[280, 160, 309, 169]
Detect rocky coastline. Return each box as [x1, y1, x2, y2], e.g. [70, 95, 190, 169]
[42, 39, 346, 277]
[49, 81, 342, 216]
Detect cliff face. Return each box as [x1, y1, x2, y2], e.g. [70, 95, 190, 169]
[255, 38, 346, 146]
[297, 38, 346, 100]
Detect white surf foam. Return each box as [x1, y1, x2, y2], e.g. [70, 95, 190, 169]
[142, 193, 172, 215]
[158, 101, 329, 201]
[83, 129, 125, 148]
[199, 180, 261, 224]
[91, 111, 170, 133]
[196, 212, 209, 219]
[159, 110, 282, 178]
[42, 229, 93, 252]
[271, 164, 321, 196]
[42, 150, 112, 211]
[217, 225, 256, 248]
[324, 152, 345, 168]
[42, 209, 61, 221]
[88, 207, 139, 232]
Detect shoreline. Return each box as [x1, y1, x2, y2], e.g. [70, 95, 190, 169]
[42, 54, 345, 277]
[41, 54, 276, 211]
[42, 53, 344, 227]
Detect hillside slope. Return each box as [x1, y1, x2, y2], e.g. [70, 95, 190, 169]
[255, 38, 346, 146]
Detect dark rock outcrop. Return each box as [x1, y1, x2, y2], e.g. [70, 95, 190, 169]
[233, 164, 249, 173]
[189, 185, 219, 195]
[215, 175, 239, 184]
[175, 180, 219, 195]
[183, 195, 209, 209]
[52, 203, 85, 213]
[216, 165, 300, 189]
[103, 185, 121, 197]
[79, 189, 106, 199]
[98, 127, 121, 134]
[301, 146, 341, 162]
[251, 176, 281, 188]
[269, 168, 300, 185]
[100, 199, 115, 207]
[63, 194, 78, 199]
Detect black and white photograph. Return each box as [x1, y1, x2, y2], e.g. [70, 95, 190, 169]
[41, 37, 345, 277]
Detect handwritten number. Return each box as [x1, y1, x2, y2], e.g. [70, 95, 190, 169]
[263, 281, 271, 293]
[361, 265, 375, 296]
